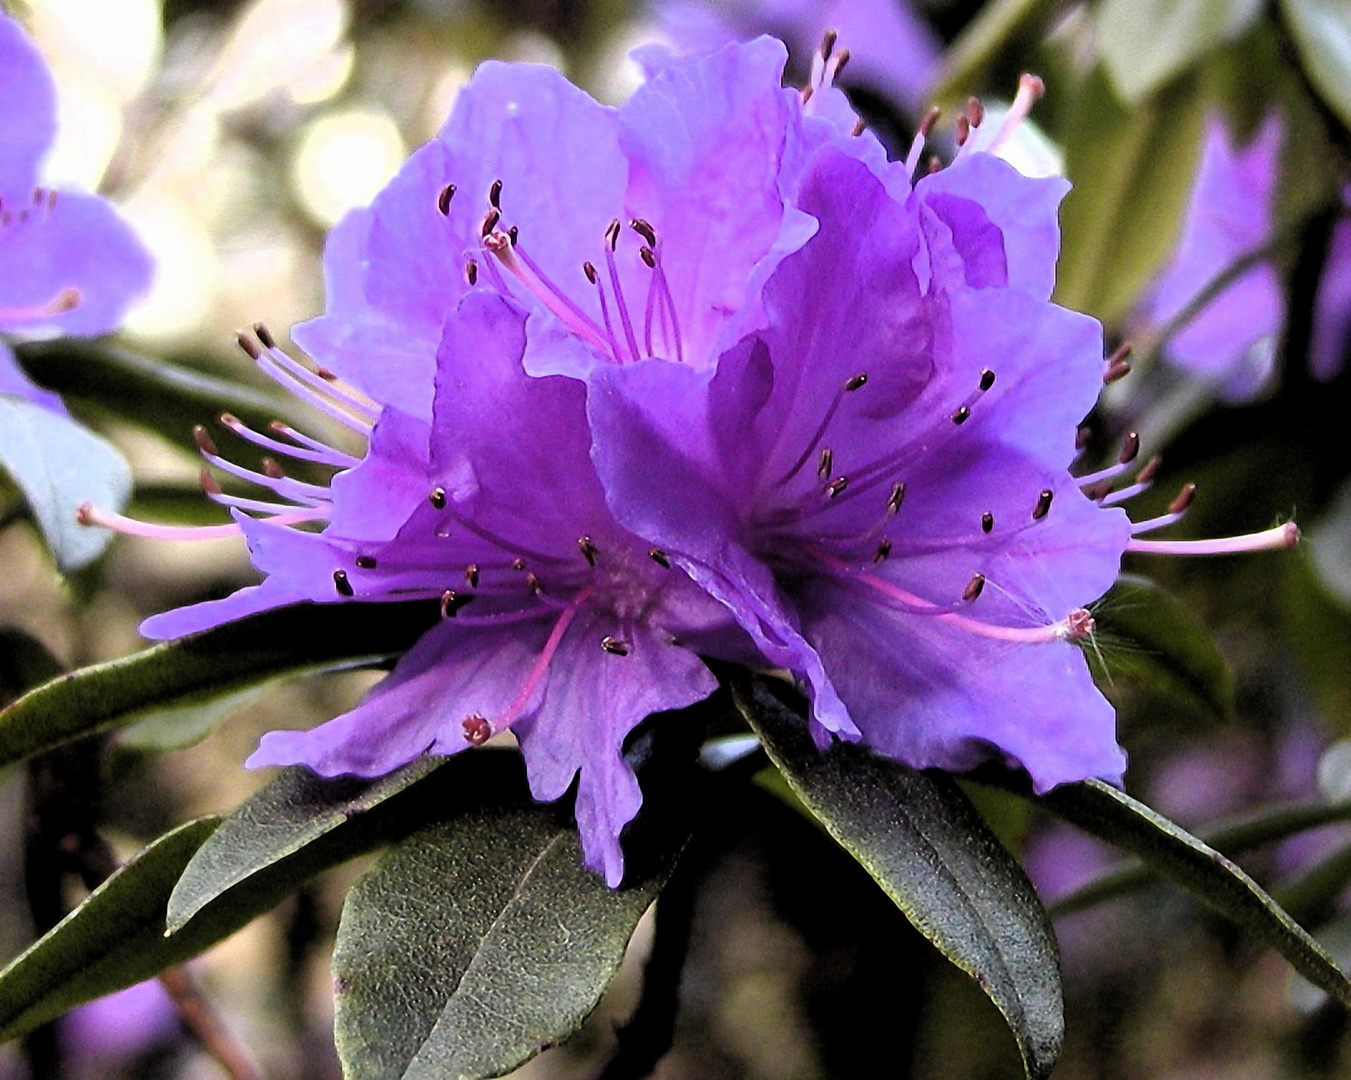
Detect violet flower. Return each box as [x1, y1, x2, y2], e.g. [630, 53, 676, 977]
[1139, 113, 1284, 400]
[1311, 184, 1351, 382]
[585, 93, 1301, 791]
[654, 0, 941, 111]
[0, 12, 153, 570]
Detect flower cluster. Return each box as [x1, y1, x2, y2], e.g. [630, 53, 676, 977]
[99, 39, 1298, 885]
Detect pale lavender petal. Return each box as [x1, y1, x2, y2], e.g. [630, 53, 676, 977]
[0, 14, 56, 202]
[0, 341, 67, 415]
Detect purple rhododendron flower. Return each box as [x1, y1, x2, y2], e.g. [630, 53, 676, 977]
[655, 0, 941, 111]
[103, 43, 1301, 883]
[0, 12, 153, 413]
[1311, 184, 1351, 382]
[1140, 113, 1284, 400]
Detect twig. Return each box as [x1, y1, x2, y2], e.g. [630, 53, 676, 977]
[158, 967, 264, 1080]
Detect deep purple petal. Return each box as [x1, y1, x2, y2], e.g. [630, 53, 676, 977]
[0, 15, 56, 202]
[0, 341, 67, 415]
[514, 614, 718, 886]
[0, 191, 153, 337]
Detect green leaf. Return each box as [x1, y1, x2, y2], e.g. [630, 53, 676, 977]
[730, 674, 1063, 1080]
[1050, 797, 1351, 915]
[0, 395, 131, 571]
[0, 599, 440, 768]
[0, 819, 220, 1040]
[1056, 66, 1207, 326]
[12, 338, 304, 448]
[931, 0, 1068, 101]
[333, 806, 669, 1080]
[1095, 0, 1263, 103]
[1281, 0, 1351, 129]
[166, 755, 450, 931]
[116, 684, 272, 752]
[1038, 778, 1351, 1008]
[1086, 574, 1234, 719]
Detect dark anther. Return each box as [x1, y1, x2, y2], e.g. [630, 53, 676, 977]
[481, 208, 500, 237]
[192, 424, 217, 457]
[979, 368, 996, 392]
[955, 113, 971, 147]
[262, 457, 285, 479]
[526, 572, 545, 595]
[630, 219, 657, 246]
[465, 563, 480, 588]
[583, 261, 598, 285]
[462, 714, 491, 746]
[852, 118, 867, 137]
[437, 184, 456, 215]
[315, 366, 337, 381]
[1032, 489, 1054, 520]
[1076, 425, 1092, 451]
[489, 179, 502, 209]
[508, 225, 518, 246]
[1103, 359, 1131, 384]
[199, 468, 222, 496]
[888, 482, 906, 513]
[1168, 482, 1197, 515]
[253, 322, 277, 349]
[1083, 479, 1114, 502]
[333, 569, 354, 597]
[845, 372, 868, 391]
[430, 486, 447, 509]
[826, 476, 849, 498]
[511, 557, 527, 571]
[801, 86, 814, 105]
[927, 155, 943, 174]
[820, 28, 838, 60]
[465, 259, 479, 286]
[601, 635, 631, 656]
[981, 512, 994, 533]
[833, 48, 850, 76]
[1119, 431, 1140, 465]
[649, 547, 671, 569]
[919, 105, 941, 138]
[874, 538, 892, 563]
[1136, 455, 1163, 485]
[236, 332, 262, 360]
[951, 405, 971, 425]
[605, 219, 621, 250]
[966, 96, 985, 128]
[440, 590, 457, 618]
[817, 448, 834, 478]
[355, 555, 377, 569]
[639, 246, 656, 268]
[578, 535, 598, 567]
[962, 573, 986, 603]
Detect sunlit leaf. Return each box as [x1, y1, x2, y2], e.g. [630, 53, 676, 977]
[0, 395, 131, 571]
[931, 0, 1067, 100]
[1096, 0, 1262, 103]
[0, 600, 439, 768]
[731, 673, 1063, 1080]
[1281, 0, 1351, 128]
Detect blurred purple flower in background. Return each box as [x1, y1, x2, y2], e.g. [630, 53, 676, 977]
[1311, 185, 1351, 382]
[1139, 113, 1284, 400]
[59, 979, 178, 1080]
[655, 0, 941, 111]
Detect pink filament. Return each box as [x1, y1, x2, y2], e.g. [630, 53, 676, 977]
[500, 586, 593, 726]
[77, 503, 325, 540]
[1126, 522, 1300, 556]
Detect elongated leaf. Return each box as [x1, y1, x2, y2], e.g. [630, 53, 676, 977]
[1038, 778, 1351, 1008]
[13, 338, 304, 447]
[167, 755, 453, 931]
[0, 395, 131, 571]
[1056, 66, 1207, 325]
[0, 599, 439, 768]
[1281, 0, 1351, 128]
[1096, 0, 1262, 103]
[1087, 574, 1234, 718]
[931, 0, 1067, 100]
[1051, 797, 1351, 915]
[730, 674, 1062, 1080]
[333, 805, 670, 1080]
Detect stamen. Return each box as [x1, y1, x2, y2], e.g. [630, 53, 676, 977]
[649, 547, 671, 569]
[602, 224, 642, 362]
[465, 563, 480, 588]
[333, 569, 354, 597]
[437, 184, 456, 216]
[498, 586, 593, 727]
[600, 635, 630, 656]
[888, 482, 906, 513]
[1032, 489, 1053, 520]
[982, 73, 1045, 157]
[430, 487, 447, 509]
[904, 106, 941, 178]
[826, 476, 849, 498]
[1126, 522, 1301, 556]
[981, 512, 994, 533]
[355, 555, 377, 569]
[873, 538, 892, 563]
[962, 573, 985, 602]
[951, 406, 971, 425]
[1128, 483, 1198, 534]
[966, 96, 985, 128]
[1103, 342, 1134, 384]
[462, 714, 492, 746]
[818, 448, 834, 478]
[488, 179, 502, 209]
[0, 286, 81, 323]
[440, 590, 458, 618]
[577, 535, 598, 567]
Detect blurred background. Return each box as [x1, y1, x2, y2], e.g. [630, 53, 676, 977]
[4, 0, 1351, 1076]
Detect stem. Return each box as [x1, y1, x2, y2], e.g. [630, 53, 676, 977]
[157, 968, 264, 1080]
